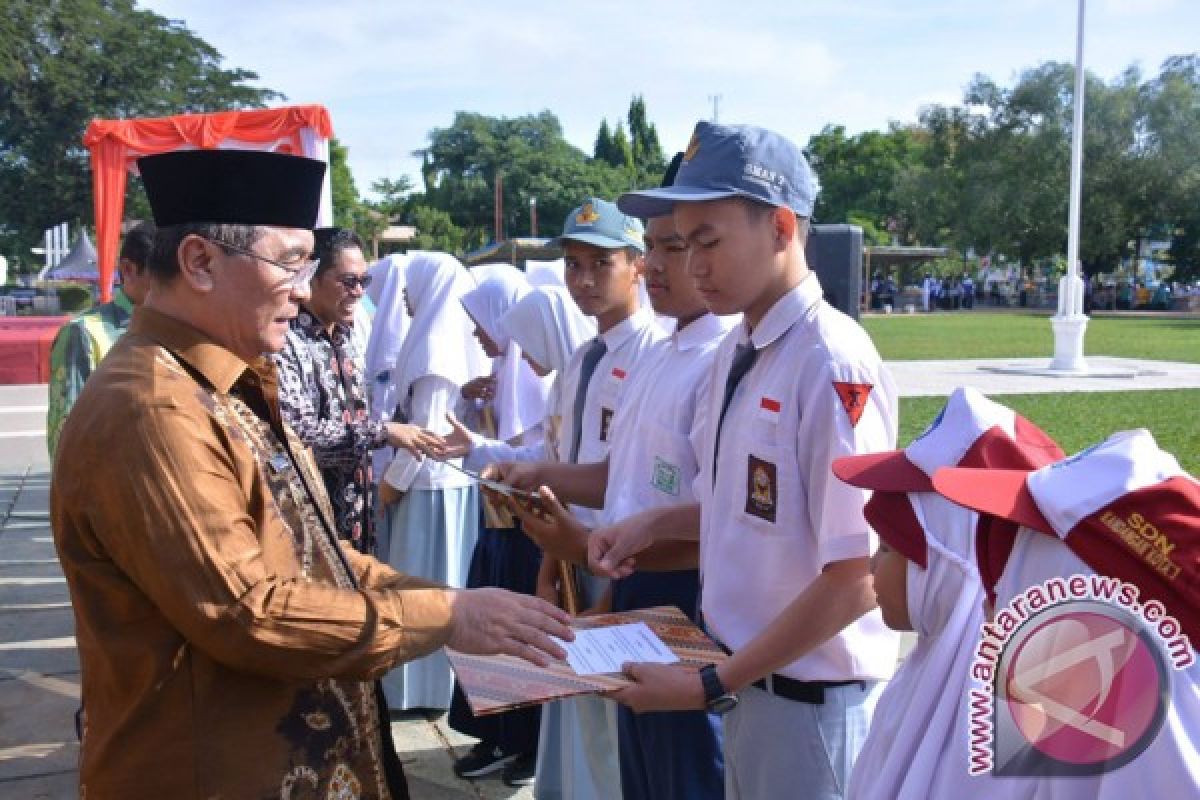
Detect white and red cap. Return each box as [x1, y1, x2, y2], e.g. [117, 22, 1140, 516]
[833, 387, 1064, 567]
[933, 429, 1200, 642]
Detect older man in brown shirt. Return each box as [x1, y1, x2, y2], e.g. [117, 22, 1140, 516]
[50, 149, 571, 799]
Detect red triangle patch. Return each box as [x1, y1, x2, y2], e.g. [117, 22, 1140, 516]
[832, 382, 873, 427]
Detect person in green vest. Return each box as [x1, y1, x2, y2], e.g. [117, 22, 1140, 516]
[46, 222, 155, 458]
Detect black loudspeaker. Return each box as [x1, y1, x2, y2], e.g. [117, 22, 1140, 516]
[805, 224, 863, 320]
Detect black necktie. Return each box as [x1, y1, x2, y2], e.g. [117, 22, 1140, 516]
[568, 338, 607, 463]
[712, 343, 758, 483]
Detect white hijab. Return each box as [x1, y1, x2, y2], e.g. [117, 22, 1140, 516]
[461, 265, 551, 441]
[389, 252, 488, 408]
[498, 286, 595, 374]
[364, 253, 410, 390]
[524, 258, 566, 288]
[850, 491, 987, 800]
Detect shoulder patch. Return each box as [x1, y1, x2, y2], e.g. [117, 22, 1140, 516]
[832, 381, 873, 427]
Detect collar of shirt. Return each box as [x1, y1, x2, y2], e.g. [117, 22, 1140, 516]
[598, 305, 654, 352]
[295, 307, 350, 345]
[128, 306, 251, 395]
[674, 312, 734, 352]
[739, 272, 824, 350]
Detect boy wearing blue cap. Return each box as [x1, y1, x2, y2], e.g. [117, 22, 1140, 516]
[587, 122, 900, 800]
[524, 197, 663, 798]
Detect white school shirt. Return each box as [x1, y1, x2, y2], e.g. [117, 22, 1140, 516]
[558, 306, 663, 528]
[695, 274, 900, 682]
[603, 312, 734, 524]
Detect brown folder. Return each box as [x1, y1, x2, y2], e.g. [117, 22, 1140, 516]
[447, 605, 728, 716]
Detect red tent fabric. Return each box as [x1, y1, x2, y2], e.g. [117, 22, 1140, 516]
[83, 105, 334, 301]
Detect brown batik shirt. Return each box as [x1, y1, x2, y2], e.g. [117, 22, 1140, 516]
[51, 306, 453, 799]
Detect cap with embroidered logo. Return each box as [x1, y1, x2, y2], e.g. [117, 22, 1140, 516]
[932, 429, 1200, 643]
[834, 387, 1064, 567]
[617, 121, 819, 220]
[556, 197, 645, 252]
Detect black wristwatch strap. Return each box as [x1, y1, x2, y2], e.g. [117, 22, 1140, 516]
[700, 664, 726, 703]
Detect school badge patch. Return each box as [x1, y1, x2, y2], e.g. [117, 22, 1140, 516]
[832, 381, 873, 427]
[652, 457, 681, 496]
[745, 455, 777, 522]
[599, 407, 614, 442]
[576, 203, 600, 225]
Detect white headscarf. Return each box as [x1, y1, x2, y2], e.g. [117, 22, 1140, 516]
[849, 491, 986, 800]
[389, 252, 488, 407]
[524, 258, 566, 288]
[461, 265, 551, 441]
[498, 286, 595, 374]
[364, 253, 410, 386]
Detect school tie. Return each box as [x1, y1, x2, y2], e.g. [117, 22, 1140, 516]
[712, 342, 758, 484]
[568, 338, 608, 463]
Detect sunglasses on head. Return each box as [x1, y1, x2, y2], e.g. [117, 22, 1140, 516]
[332, 273, 373, 291]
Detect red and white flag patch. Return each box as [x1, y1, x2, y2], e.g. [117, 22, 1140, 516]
[758, 396, 781, 422]
[832, 382, 873, 427]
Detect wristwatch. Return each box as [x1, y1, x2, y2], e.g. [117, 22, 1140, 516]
[699, 664, 738, 714]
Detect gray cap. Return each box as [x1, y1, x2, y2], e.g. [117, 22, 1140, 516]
[617, 121, 819, 219]
[556, 197, 645, 252]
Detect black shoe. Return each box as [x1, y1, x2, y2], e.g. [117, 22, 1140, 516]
[453, 742, 516, 779]
[501, 752, 536, 787]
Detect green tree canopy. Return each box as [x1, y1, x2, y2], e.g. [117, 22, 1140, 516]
[0, 0, 280, 270]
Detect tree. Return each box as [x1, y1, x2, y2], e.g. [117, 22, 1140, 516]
[627, 94, 665, 176]
[0, 0, 280, 269]
[610, 122, 635, 171]
[593, 119, 615, 164]
[414, 110, 638, 249]
[329, 138, 360, 230]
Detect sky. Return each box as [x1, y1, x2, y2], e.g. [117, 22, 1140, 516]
[144, 0, 1199, 200]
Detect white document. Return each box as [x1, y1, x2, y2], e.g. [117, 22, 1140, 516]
[555, 622, 680, 676]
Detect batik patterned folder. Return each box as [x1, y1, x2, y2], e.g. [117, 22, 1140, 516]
[448, 605, 729, 716]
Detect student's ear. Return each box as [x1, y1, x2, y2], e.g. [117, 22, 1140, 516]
[177, 234, 219, 293]
[772, 207, 797, 251]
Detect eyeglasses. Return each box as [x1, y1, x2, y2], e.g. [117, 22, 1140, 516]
[204, 238, 319, 287]
[333, 273, 373, 292]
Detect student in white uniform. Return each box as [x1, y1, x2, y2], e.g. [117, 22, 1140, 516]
[830, 387, 1064, 800]
[590, 121, 899, 800]
[932, 429, 1200, 797]
[515, 197, 661, 800]
[378, 251, 489, 711]
[503, 157, 731, 799]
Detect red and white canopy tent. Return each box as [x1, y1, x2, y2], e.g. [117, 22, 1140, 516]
[83, 104, 334, 301]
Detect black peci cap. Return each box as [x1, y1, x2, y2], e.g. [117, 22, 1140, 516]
[138, 149, 326, 229]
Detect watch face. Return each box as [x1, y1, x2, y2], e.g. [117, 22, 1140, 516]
[709, 694, 739, 715]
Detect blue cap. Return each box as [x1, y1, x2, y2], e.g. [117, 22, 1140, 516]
[556, 197, 645, 252]
[617, 121, 819, 219]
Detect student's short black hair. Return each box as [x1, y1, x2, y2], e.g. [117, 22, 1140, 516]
[314, 228, 365, 277]
[119, 221, 157, 273]
[739, 196, 809, 243]
[147, 224, 262, 282]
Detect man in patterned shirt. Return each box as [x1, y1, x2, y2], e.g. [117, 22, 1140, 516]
[274, 227, 443, 552]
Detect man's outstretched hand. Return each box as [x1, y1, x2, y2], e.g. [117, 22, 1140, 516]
[446, 588, 573, 667]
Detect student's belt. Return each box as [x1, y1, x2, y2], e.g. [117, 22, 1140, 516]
[709, 632, 866, 706]
[750, 674, 866, 705]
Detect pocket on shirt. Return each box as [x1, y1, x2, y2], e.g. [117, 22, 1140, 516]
[635, 424, 697, 507]
[739, 439, 793, 531]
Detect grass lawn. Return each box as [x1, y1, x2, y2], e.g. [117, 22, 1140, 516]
[862, 312, 1200, 363]
[899, 390, 1199, 474]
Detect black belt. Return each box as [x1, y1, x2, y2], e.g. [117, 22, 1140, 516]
[750, 674, 866, 705]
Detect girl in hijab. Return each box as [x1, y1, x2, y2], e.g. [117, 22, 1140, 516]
[378, 252, 489, 712]
[446, 269, 565, 785]
[931, 428, 1200, 798]
[833, 387, 1064, 800]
